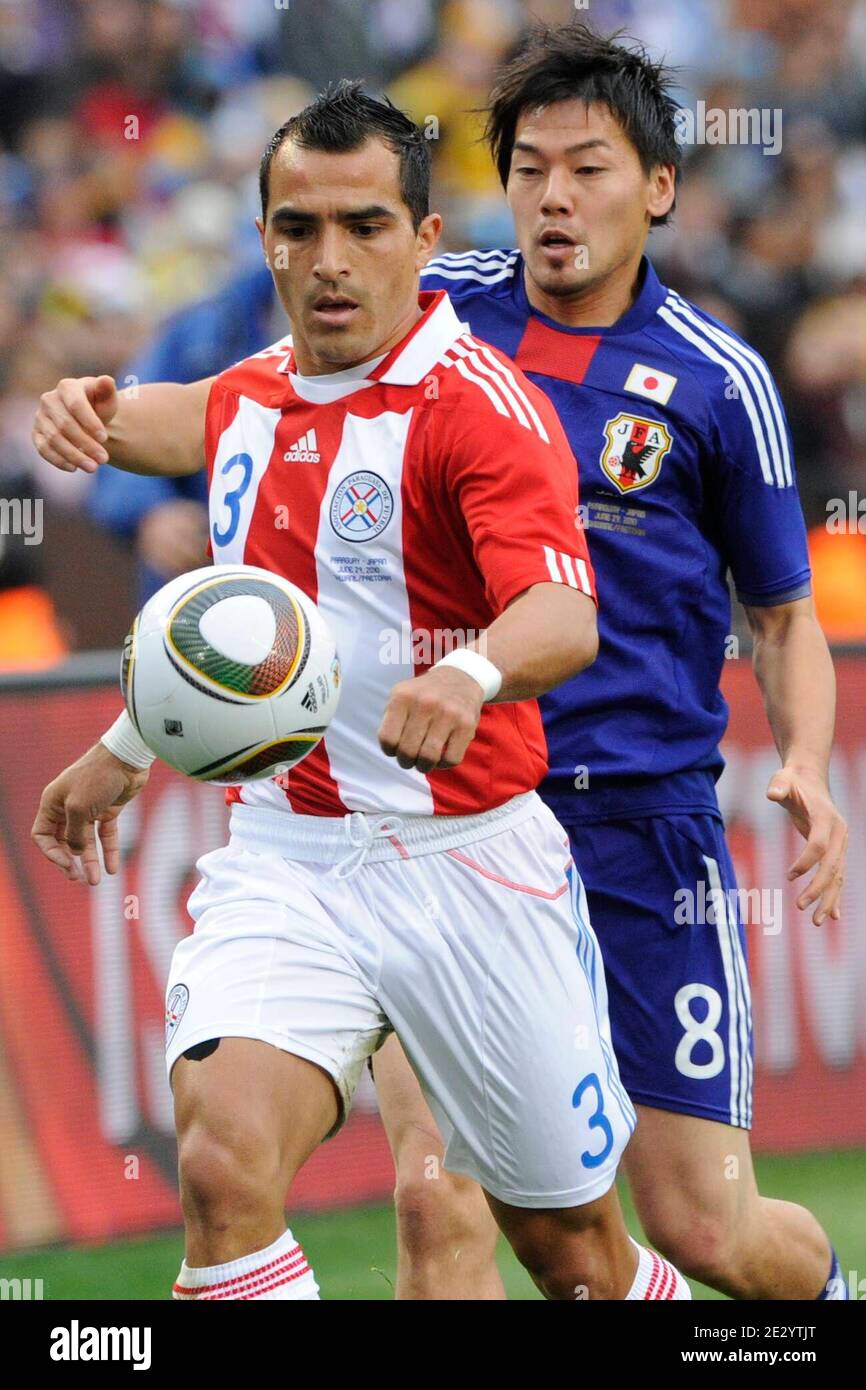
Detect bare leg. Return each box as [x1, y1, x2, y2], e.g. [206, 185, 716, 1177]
[172, 1037, 339, 1268]
[373, 1034, 505, 1300]
[486, 1184, 639, 1301]
[623, 1105, 832, 1299]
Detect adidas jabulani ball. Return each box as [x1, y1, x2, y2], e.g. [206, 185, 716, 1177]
[121, 564, 341, 783]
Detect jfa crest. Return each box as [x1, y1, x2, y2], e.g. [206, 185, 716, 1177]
[600, 414, 673, 494]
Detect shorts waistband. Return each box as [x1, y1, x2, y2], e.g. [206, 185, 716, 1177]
[229, 791, 542, 873]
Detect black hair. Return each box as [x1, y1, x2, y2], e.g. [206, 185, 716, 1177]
[484, 23, 682, 226]
[259, 80, 431, 230]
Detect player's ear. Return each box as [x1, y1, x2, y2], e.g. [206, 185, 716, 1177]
[255, 216, 270, 267]
[647, 164, 676, 223]
[416, 212, 443, 271]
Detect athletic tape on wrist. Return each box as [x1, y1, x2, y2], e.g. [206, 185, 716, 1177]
[100, 710, 156, 770]
[433, 647, 503, 701]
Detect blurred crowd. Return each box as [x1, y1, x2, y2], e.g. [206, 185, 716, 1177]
[1, 0, 865, 666]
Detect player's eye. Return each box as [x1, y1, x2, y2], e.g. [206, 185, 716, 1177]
[352, 223, 381, 237]
[281, 225, 311, 239]
[576, 166, 604, 176]
[515, 166, 541, 176]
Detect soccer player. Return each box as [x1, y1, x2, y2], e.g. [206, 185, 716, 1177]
[30, 86, 690, 1301]
[384, 24, 845, 1300]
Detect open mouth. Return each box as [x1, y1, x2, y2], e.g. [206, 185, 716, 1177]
[311, 295, 360, 325]
[538, 229, 579, 252]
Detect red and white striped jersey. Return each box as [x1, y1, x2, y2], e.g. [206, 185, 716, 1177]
[204, 289, 596, 818]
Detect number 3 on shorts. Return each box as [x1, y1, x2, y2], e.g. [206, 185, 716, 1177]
[572, 1071, 615, 1169]
[674, 982, 725, 1079]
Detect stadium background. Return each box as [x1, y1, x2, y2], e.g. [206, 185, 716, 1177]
[0, 0, 864, 1299]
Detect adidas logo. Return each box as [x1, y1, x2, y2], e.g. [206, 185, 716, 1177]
[284, 429, 320, 463]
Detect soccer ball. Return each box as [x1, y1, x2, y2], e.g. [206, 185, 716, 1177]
[120, 564, 341, 784]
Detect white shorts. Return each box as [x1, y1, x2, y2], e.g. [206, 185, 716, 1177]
[165, 791, 636, 1209]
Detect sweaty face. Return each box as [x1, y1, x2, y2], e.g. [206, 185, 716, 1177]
[506, 100, 674, 303]
[257, 137, 440, 374]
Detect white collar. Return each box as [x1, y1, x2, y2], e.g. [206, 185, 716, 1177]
[277, 291, 466, 395]
[288, 352, 387, 405]
[374, 291, 467, 386]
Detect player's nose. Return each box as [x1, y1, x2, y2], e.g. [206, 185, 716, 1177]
[312, 225, 352, 281]
[539, 170, 577, 217]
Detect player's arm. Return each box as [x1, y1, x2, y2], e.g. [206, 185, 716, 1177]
[483, 580, 598, 700]
[744, 596, 847, 924]
[33, 375, 214, 477]
[379, 582, 597, 772]
[379, 381, 597, 773]
[31, 738, 150, 887]
[709, 363, 847, 925]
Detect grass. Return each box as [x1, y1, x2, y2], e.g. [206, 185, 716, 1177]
[2, 1150, 863, 1300]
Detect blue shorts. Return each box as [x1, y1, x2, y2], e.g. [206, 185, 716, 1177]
[563, 814, 753, 1129]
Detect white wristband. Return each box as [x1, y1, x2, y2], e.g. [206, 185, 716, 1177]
[100, 710, 156, 770]
[433, 647, 503, 702]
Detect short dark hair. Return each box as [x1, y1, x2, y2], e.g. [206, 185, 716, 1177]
[484, 23, 682, 227]
[259, 80, 432, 230]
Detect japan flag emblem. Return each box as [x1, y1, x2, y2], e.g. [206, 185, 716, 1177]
[624, 363, 678, 405]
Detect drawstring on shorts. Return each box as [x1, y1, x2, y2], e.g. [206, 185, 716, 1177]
[331, 812, 407, 879]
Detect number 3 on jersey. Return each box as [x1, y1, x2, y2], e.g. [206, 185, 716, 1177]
[212, 452, 254, 549]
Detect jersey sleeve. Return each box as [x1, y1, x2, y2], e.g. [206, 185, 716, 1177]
[707, 364, 812, 607]
[438, 367, 597, 614]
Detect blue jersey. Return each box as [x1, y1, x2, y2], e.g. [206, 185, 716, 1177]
[421, 252, 811, 822]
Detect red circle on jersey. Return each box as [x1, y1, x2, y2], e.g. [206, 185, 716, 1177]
[644, 376, 659, 389]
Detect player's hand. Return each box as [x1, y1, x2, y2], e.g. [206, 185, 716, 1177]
[766, 767, 848, 925]
[137, 500, 210, 578]
[32, 743, 150, 886]
[32, 375, 119, 474]
[378, 667, 484, 773]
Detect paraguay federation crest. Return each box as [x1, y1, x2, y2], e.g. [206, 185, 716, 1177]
[600, 413, 673, 494]
[165, 983, 189, 1049]
[330, 470, 394, 543]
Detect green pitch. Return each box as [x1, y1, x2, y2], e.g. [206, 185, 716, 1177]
[2, 1150, 863, 1300]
